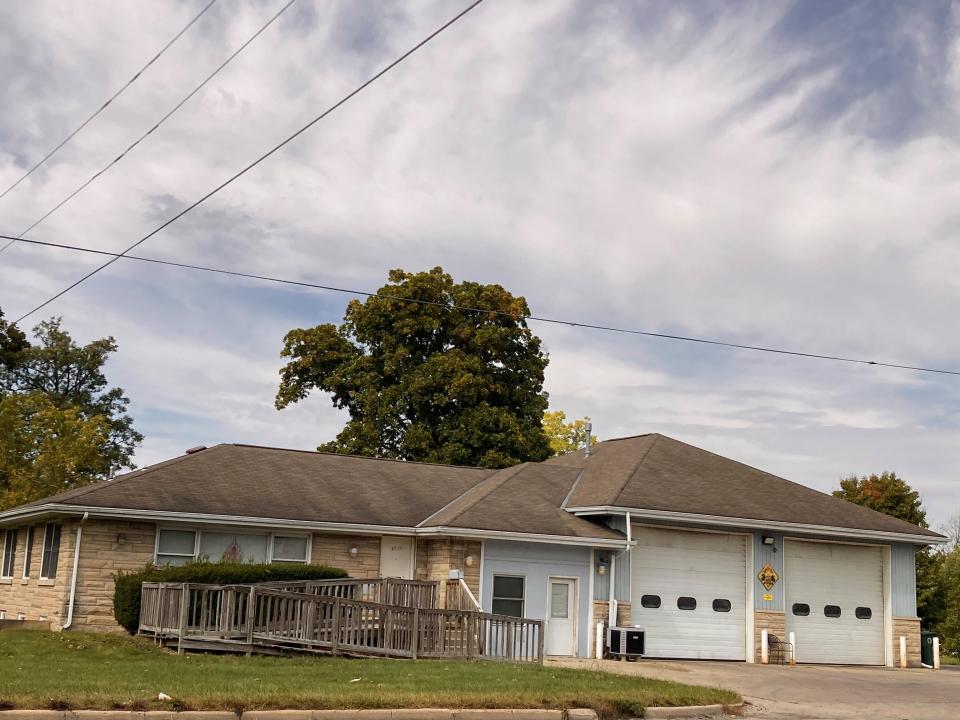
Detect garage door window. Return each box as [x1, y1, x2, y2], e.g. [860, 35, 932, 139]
[712, 598, 731, 612]
[791, 603, 810, 616]
[855, 607, 872, 620]
[677, 596, 697, 611]
[640, 594, 661, 608]
[824, 605, 841, 618]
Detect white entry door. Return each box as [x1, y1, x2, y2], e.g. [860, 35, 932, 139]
[546, 578, 577, 656]
[380, 536, 414, 579]
[631, 525, 748, 660]
[784, 540, 885, 665]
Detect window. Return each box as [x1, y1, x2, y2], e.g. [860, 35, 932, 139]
[199, 532, 268, 564]
[855, 607, 872, 620]
[791, 603, 810, 616]
[40, 524, 61, 579]
[824, 605, 841, 618]
[156, 528, 197, 566]
[677, 596, 697, 611]
[712, 598, 731, 613]
[271, 536, 309, 563]
[2, 529, 17, 578]
[550, 582, 569, 619]
[22, 526, 35, 579]
[492, 575, 524, 617]
[640, 594, 661, 608]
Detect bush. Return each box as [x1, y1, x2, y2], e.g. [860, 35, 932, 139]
[113, 561, 348, 634]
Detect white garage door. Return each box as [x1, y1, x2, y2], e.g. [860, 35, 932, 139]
[631, 526, 747, 660]
[785, 540, 885, 665]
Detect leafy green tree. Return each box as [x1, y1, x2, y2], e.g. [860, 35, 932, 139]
[0, 308, 28, 371]
[938, 548, 960, 656]
[833, 472, 944, 631]
[276, 267, 551, 468]
[0, 392, 110, 510]
[543, 410, 598, 455]
[0, 317, 142, 471]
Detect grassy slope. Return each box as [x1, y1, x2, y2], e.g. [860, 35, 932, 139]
[0, 631, 738, 715]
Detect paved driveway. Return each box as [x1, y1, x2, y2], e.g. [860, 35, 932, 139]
[548, 658, 960, 719]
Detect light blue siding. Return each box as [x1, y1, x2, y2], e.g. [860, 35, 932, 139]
[590, 516, 630, 601]
[481, 540, 592, 658]
[593, 549, 611, 599]
[891, 542, 918, 617]
[753, 531, 784, 611]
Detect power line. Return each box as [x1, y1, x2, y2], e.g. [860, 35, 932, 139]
[0, 0, 218, 204]
[0, 0, 296, 257]
[7, 234, 960, 377]
[10, 0, 487, 323]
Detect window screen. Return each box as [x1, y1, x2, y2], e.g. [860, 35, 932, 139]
[791, 603, 810, 616]
[22, 526, 35, 579]
[2, 529, 17, 577]
[824, 605, 842, 618]
[712, 598, 731, 612]
[640, 594, 661, 608]
[156, 528, 196, 566]
[272, 536, 309, 563]
[492, 575, 524, 618]
[677, 596, 697, 611]
[855, 607, 872, 620]
[40, 524, 61, 579]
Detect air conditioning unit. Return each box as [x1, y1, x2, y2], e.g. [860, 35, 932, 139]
[607, 626, 644, 660]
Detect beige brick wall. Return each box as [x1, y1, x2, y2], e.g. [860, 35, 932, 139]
[754, 609, 786, 662]
[894, 616, 922, 668]
[0, 521, 76, 628]
[311, 533, 381, 577]
[416, 537, 481, 606]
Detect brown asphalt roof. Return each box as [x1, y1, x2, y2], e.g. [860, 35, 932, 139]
[552, 433, 943, 539]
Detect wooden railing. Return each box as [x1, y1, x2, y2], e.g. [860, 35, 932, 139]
[139, 581, 542, 663]
[444, 578, 482, 611]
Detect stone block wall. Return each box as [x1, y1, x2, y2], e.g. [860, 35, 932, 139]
[754, 609, 785, 662]
[894, 616, 922, 668]
[311, 533, 381, 577]
[416, 537, 482, 606]
[0, 521, 77, 629]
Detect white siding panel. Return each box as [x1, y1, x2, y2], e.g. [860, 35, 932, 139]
[785, 540, 884, 665]
[631, 526, 747, 660]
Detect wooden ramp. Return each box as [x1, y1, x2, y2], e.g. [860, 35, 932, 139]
[139, 579, 543, 663]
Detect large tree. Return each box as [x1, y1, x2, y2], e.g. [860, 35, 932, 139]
[542, 410, 598, 456]
[0, 392, 110, 510]
[0, 317, 142, 471]
[276, 267, 551, 468]
[833, 471, 943, 631]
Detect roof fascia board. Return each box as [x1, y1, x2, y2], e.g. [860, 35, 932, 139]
[568, 505, 947, 545]
[1, 504, 625, 548]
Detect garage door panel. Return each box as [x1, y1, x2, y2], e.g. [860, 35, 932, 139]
[631, 526, 747, 661]
[785, 540, 885, 665]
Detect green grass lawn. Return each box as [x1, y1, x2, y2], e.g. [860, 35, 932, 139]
[940, 653, 959, 666]
[0, 631, 738, 715]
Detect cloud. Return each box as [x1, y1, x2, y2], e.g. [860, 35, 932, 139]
[1, 0, 958, 522]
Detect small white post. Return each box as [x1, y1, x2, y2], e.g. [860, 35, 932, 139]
[933, 637, 941, 670]
[788, 631, 796, 665]
[761, 629, 769, 665]
[596, 622, 604, 659]
[899, 636, 907, 668]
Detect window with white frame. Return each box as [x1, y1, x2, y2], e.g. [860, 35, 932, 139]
[491, 574, 525, 617]
[2, 528, 18, 578]
[40, 524, 61, 579]
[155, 528, 309, 565]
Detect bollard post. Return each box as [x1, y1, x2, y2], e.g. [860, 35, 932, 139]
[899, 636, 907, 668]
[788, 631, 796, 665]
[933, 637, 941, 670]
[595, 622, 604, 659]
[761, 629, 769, 665]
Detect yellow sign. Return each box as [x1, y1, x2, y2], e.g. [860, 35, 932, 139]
[763, 593, 774, 602]
[757, 564, 780, 591]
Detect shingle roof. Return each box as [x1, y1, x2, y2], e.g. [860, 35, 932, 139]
[552, 433, 943, 539]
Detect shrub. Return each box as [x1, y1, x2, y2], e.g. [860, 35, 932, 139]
[113, 561, 348, 634]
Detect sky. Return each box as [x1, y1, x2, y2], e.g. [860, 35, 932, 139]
[1, 0, 958, 528]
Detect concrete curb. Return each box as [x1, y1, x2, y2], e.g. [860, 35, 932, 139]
[643, 702, 743, 719]
[0, 711, 592, 720]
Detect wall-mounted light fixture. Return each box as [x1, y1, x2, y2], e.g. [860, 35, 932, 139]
[116, 533, 127, 546]
[761, 535, 775, 546]
[465, 555, 475, 566]
[597, 553, 609, 575]
[349, 546, 359, 557]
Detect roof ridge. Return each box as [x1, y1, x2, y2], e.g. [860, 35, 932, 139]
[230, 443, 491, 471]
[610, 433, 660, 506]
[419, 463, 531, 528]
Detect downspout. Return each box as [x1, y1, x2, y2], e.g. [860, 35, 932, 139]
[62, 512, 89, 630]
[608, 554, 617, 626]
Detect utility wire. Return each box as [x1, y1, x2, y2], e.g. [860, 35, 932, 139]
[7, 234, 960, 377]
[10, 0, 487, 323]
[0, 0, 218, 203]
[0, 0, 295, 257]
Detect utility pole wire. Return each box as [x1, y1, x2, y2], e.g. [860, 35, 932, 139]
[7, 234, 960, 378]
[11, 0, 487, 323]
[0, 0, 218, 203]
[0, 0, 296, 257]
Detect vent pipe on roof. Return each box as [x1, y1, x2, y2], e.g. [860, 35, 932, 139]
[185, 445, 207, 455]
[584, 422, 593, 458]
